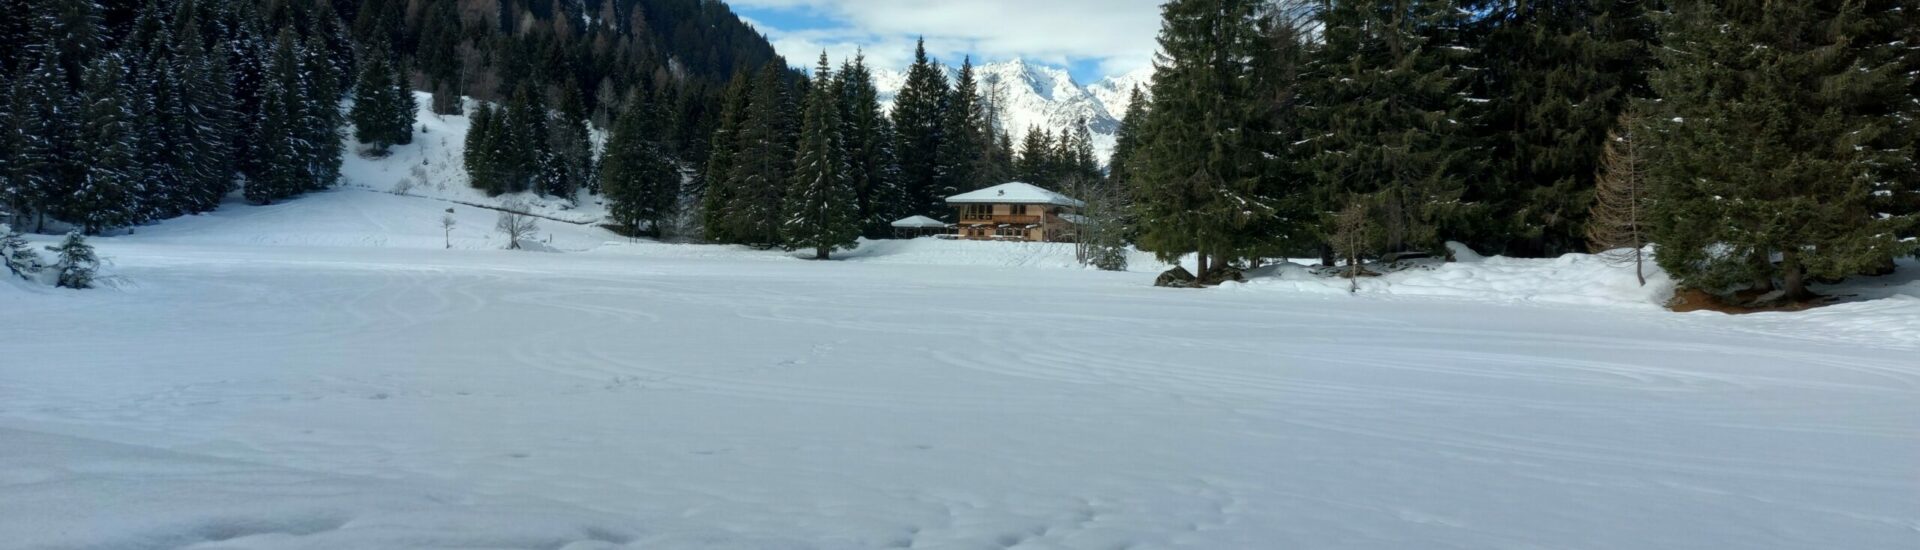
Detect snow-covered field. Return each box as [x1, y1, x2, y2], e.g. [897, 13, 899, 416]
[5, 189, 1919, 549]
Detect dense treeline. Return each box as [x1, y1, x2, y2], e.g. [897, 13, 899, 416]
[678, 39, 1103, 255]
[0, 0, 779, 236]
[1117, 0, 1918, 303]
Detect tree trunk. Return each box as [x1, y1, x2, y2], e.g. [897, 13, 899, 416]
[1781, 249, 1809, 302]
[1749, 249, 1775, 293]
[815, 246, 829, 260]
[1195, 245, 1209, 282]
[1320, 244, 1336, 267]
[1633, 248, 1646, 287]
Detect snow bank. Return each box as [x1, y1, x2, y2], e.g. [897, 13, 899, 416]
[1232, 243, 1677, 309]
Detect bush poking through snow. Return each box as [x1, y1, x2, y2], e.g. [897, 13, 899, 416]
[46, 232, 98, 289]
[1, 224, 44, 281]
[496, 200, 539, 250]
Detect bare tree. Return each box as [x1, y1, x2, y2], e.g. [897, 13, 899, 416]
[1584, 110, 1649, 286]
[1331, 198, 1379, 293]
[496, 200, 539, 250]
[440, 208, 457, 249]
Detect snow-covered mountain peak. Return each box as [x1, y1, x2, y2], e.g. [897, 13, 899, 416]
[873, 58, 1154, 162]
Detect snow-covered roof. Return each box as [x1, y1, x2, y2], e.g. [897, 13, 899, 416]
[1057, 213, 1089, 225]
[890, 215, 949, 228]
[946, 182, 1085, 208]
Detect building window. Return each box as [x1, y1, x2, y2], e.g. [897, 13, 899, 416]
[961, 204, 993, 221]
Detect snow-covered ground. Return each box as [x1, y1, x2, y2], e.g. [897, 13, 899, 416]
[4, 188, 1917, 549]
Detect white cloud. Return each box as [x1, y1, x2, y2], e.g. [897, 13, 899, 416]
[731, 0, 1162, 80]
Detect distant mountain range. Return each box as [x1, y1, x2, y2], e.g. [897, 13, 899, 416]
[874, 60, 1154, 162]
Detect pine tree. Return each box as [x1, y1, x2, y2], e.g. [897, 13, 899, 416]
[464, 103, 504, 195]
[701, 71, 753, 242]
[176, 26, 237, 214]
[14, 39, 81, 232]
[1644, 0, 1915, 302]
[837, 53, 904, 237]
[891, 39, 950, 217]
[302, 34, 345, 191]
[601, 91, 681, 235]
[1132, 0, 1285, 278]
[68, 53, 140, 234]
[548, 86, 594, 197]
[936, 57, 986, 195]
[1016, 127, 1055, 187]
[500, 84, 551, 194]
[46, 230, 98, 289]
[1299, 0, 1473, 259]
[783, 53, 859, 260]
[350, 42, 412, 155]
[1461, 0, 1654, 257]
[243, 29, 308, 204]
[720, 62, 796, 246]
[1107, 87, 1149, 187]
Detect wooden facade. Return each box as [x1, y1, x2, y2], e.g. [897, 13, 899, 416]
[946, 183, 1084, 243]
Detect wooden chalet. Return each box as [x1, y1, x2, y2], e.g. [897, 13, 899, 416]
[946, 182, 1085, 242]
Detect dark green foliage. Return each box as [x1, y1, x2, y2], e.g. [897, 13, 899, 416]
[715, 62, 798, 246]
[1129, 0, 1280, 274]
[463, 104, 507, 195]
[1298, 0, 1473, 258]
[701, 71, 752, 242]
[1643, 0, 1915, 301]
[1459, 0, 1655, 257]
[46, 231, 98, 289]
[550, 86, 596, 197]
[1016, 128, 1055, 187]
[67, 54, 140, 234]
[890, 39, 950, 218]
[350, 42, 414, 154]
[783, 53, 860, 259]
[1107, 87, 1149, 188]
[936, 58, 986, 195]
[601, 91, 681, 235]
[836, 54, 904, 238]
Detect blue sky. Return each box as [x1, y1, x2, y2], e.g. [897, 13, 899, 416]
[727, 0, 1162, 83]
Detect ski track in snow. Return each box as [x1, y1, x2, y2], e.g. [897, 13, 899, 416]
[3, 194, 1918, 549]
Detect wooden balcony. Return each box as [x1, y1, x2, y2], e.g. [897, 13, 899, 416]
[958, 214, 1043, 225]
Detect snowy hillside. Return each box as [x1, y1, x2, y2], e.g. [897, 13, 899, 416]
[877, 60, 1155, 162]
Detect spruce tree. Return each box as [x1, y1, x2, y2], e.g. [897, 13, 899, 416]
[14, 39, 80, 232]
[69, 54, 140, 234]
[1016, 127, 1055, 187]
[701, 71, 753, 242]
[243, 30, 308, 204]
[1298, 0, 1473, 259]
[1107, 87, 1149, 187]
[720, 62, 796, 246]
[1461, 0, 1654, 256]
[936, 57, 986, 194]
[47, 230, 97, 289]
[463, 104, 506, 195]
[302, 34, 345, 191]
[838, 53, 904, 236]
[350, 43, 412, 155]
[783, 53, 859, 259]
[1644, 0, 1915, 302]
[175, 27, 237, 214]
[549, 86, 595, 197]
[601, 91, 681, 235]
[500, 84, 551, 194]
[1132, 0, 1284, 277]
[890, 39, 950, 216]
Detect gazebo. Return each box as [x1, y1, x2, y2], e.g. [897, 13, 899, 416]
[889, 215, 950, 239]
